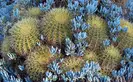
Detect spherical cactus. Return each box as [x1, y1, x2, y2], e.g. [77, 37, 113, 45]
[86, 15, 108, 52]
[61, 56, 84, 72]
[100, 45, 121, 75]
[117, 19, 133, 50]
[9, 17, 40, 55]
[41, 8, 72, 46]
[83, 51, 98, 62]
[25, 46, 58, 81]
[1, 37, 11, 55]
[28, 7, 41, 17]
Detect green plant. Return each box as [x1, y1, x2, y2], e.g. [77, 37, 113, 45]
[9, 17, 40, 55]
[117, 19, 133, 50]
[25, 46, 57, 81]
[100, 45, 121, 75]
[61, 56, 84, 72]
[86, 15, 108, 52]
[41, 8, 72, 46]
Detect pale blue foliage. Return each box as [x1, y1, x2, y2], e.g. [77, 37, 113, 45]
[61, 61, 111, 82]
[112, 48, 133, 81]
[100, 0, 124, 43]
[125, 0, 133, 21]
[48, 60, 62, 74]
[39, 0, 54, 11]
[103, 39, 110, 46]
[65, 38, 76, 56]
[43, 71, 58, 82]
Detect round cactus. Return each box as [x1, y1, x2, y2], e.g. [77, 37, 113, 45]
[117, 19, 133, 50]
[83, 51, 98, 62]
[100, 45, 121, 75]
[1, 37, 11, 55]
[9, 17, 40, 55]
[61, 56, 84, 72]
[86, 15, 108, 52]
[41, 8, 72, 46]
[28, 7, 41, 17]
[25, 46, 57, 81]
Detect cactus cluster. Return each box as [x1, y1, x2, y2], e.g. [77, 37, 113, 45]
[9, 17, 40, 55]
[61, 56, 84, 72]
[41, 8, 72, 46]
[117, 19, 133, 50]
[100, 45, 121, 75]
[86, 15, 108, 52]
[25, 46, 56, 81]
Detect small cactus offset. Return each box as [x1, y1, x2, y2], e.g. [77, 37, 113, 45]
[100, 45, 121, 75]
[61, 56, 84, 73]
[41, 8, 72, 46]
[27, 7, 42, 17]
[25, 46, 58, 81]
[117, 19, 133, 50]
[86, 15, 108, 52]
[9, 17, 40, 55]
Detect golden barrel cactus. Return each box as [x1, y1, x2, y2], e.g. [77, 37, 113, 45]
[25, 46, 58, 81]
[86, 15, 108, 52]
[100, 45, 121, 75]
[9, 17, 40, 55]
[117, 19, 133, 51]
[41, 8, 72, 46]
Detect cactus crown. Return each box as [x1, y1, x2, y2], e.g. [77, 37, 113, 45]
[9, 17, 39, 55]
[105, 45, 120, 58]
[120, 19, 133, 36]
[52, 8, 70, 24]
[87, 15, 107, 28]
[61, 56, 84, 72]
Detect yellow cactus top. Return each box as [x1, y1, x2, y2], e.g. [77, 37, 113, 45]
[120, 19, 133, 37]
[104, 45, 121, 60]
[87, 15, 107, 28]
[48, 8, 71, 24]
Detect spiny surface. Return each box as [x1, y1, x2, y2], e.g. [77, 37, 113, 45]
[100, 45, 121, 75]
[117, 19, 133, 50]
[86, 15, 108, 52]
[9, 17, 39, 55]
[42, 8, 72, 46]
